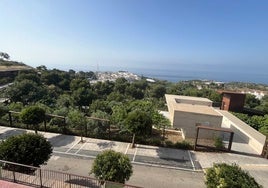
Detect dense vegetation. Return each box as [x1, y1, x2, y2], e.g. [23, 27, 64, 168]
[205, 163, 262, 188]
[1, 56, 268, 145]
[0, 65, 224, 146]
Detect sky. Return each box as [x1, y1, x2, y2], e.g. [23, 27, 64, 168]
[1, 0, 268, 74]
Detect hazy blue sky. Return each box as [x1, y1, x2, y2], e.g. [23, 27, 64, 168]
[1, 0, 268, 72]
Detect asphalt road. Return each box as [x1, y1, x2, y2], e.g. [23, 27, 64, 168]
[43, 154, 206, 188]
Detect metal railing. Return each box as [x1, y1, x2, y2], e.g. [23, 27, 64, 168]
[0, 160, 142, 188]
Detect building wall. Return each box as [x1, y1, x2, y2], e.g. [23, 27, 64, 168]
[229, 94, 246, 112]
[219, 110, 266, 155]
[221, 93, 245, 112]
[221, 94, 230, 110]
[175, 98, 212, 106]
[173, 111, 223, 139]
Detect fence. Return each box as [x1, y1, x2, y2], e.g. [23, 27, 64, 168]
[0, 160, 142, 188]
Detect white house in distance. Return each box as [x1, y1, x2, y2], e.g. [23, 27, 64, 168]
[165, 94, 266, 155]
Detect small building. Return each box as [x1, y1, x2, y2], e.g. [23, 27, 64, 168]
[219, 91, 246, 112]
[165, 94, 266, 155]
[165, 95, 223, 139]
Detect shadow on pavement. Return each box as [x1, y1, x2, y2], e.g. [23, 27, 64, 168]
[97, 141, 116, 149]
[48, 134, 75, 147]
[66, 178, 99, 188]
[0, 129, 27, 140]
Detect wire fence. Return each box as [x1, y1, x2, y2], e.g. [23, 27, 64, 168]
[0, 160, 142, 188]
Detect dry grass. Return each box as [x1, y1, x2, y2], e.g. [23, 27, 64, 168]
[0, 66, 32, 72]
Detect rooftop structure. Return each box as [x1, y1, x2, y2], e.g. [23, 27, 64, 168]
[218, 90, 246, 112]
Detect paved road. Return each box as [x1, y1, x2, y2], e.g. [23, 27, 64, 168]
[0, 126, 267, 187]
[44, 155, 205, 188]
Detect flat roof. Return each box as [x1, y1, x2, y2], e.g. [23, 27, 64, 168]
[173, 103, 222, 116]
[165, 94, 212, 102]
[165, 94, 221, 116]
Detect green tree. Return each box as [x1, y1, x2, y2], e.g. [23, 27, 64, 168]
[56, 94, 73, 108]
[124, 110, 152, 147]
[0, 52, 10, 60]
[91, 150, 133, 184]
[0, 104, 8, 117]
[205, 163, 262, 188]
[6, 80, 46, 105]
[152, 111, 171, 139]
[114, 77, 128, 94]
[20, 106, 46, 134]
[87, 111, 110, 137]
[67, 109, 87, 142]
[0, 133, 52, 170]
[111, 104, 127, 127]
[245, 94, 261, 108]
[149, 84, 166, 99]
[70, 78, 90, 91]
[72, 88, 95, 109]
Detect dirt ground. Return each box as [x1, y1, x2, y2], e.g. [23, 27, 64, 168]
[161, 128, 215, 147]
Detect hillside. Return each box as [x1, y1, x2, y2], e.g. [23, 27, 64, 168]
[0, 59, 32, 72]
[0, 59, 33, 85]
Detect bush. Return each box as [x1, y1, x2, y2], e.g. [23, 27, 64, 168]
[214, 137, 224, 149]
[164, 140, 174, 147]
[0, 133, 52, 171]
[91, 150, 133, 184]
[205, 163, 262, 188]
[174, 141, 193, 150]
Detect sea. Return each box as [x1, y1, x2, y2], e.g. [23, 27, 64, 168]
[53, 63, 268, 85]
[123, 67, 268, 85]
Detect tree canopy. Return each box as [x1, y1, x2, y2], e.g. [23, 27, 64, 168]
[0, 133, 52, 168]
[205, 163, 262, 188]
[91, 150, 133, 184]
[20, 106, 46, 133]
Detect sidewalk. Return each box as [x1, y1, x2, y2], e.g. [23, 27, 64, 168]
[0, 180, 32, 188]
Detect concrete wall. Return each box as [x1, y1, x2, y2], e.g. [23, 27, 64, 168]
[173, 111, 222, 139]
[175, 98, 212, 106]
[219, 110, 266, 155]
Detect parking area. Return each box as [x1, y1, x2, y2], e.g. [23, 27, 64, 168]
[0, 126, 200, 171]
[0, 126, 268, 187]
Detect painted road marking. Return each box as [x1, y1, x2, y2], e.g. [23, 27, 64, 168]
[132, 144, 139, 162]
[54, 150, 96, 159]
[188, 150, 195, 170]
[75, 141, 87, 154]
[125, 143, 130, 154]
[133, 161, 201, 172]
[66, 139, 81, 153]
[53, 149, 200, 172]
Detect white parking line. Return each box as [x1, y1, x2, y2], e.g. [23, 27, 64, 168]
[132, 161, 201, 172]
[132, 144, 139, 162]
[66, 139, 81, 153]
[54, 151, 96, 159]
[125, 143, 130, 154]
[188, 150, 195, 170]
[75, 140, 87, 154]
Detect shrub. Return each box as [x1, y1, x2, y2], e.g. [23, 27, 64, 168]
[164, 140, 174, 147]
[91, 150, 133, 184]
[214, 137, 224, 149]
[0, 133, 52, 171]
[205, 163, 262, 188]
[174, 141, 193, 150]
